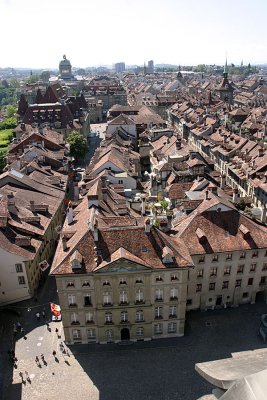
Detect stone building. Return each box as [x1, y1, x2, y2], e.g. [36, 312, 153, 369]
[50, 198, 192, 344]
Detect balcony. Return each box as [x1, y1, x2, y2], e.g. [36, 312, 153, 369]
[120, 320, 129, 324]
[154, 315, 163, 320]
[135, 300, 145, 305]
[103, 302, 113, 307]
[119, 301, 129, 306]
[170, 296, 178, 301]
[104, 321, 114, 325]
[86, 320, 94, 324]
[155, 298, 163, 302]
[169, 315, 177, 319]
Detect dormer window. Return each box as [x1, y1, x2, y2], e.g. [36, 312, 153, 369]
[136, 277, 143, 284]
[162, 246, 174, 264]
[70, 250, 83, 271]
[66, 281, 75, 288]
[142, 246, 148, 253]
[82, 281, 90, 287]
[171, 274, 178, 281]
[156, 275, 163, 282]
[119, 278, 127, 285]
[103, 280, 110, 286]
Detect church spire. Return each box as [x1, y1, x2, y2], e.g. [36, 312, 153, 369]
[223, 57, 228, 78]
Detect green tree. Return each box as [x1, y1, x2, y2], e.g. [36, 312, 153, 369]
[160, 199, 169, 211]
[6, 105, 17, 118]
[67, 131, 88, 161]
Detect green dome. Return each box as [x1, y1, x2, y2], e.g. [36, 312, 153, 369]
[59, 55, 71, 67]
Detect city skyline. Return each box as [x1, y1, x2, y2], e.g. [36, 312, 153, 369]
[0, 0, 266, 69]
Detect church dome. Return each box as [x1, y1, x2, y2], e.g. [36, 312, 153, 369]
[59, 55, 71, 67]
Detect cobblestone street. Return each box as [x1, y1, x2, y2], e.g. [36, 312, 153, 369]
[1, 280, 267, 400]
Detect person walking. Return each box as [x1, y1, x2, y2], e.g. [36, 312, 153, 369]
[35, 356, 39, 364]
[52, 350, 56, 357]
[36, 312, 40, 321]
[42, 310, 46, 319]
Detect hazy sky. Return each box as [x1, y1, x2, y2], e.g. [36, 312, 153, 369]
[0, 0, 266, 69]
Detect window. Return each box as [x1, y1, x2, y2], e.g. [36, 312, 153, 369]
[136, 327, 144, 337]
[212, 255, 218, 262]
[168, 322, 177, 333]
[226, 253, 232, 260]
[15, 264, 23, 273]
[209, 283, 215, 291]
[136, 310, 144, 322]
[66, 281, 75, 287]
[68, 294, 76, 306]
[243, 292, 249, 298]
[135, 277, 143, 284]
[106, 329, 114, 341]
[169, 305, 177, 318]
[85, 312, 94, 323]
[224, 266, 231, 275]
[155, 288, 163, 301]
[199, 256, 205, 263]
[84, 294, 92, 306]
[141, 246, 147, 253]
[262, 263, 267, 271]
[222, 281, 229, 289]
[118, 180, 123, 184]
[196, 283, 202, 292]
[237, 265, 244, 274]
[248, 278, 253, 286]
[120, 291, 128, 305]
[72, 329, 81, 340]
[171, 274, 178, 281]
[154, 323, 163, 334]
[103, 292, 112, 306]
[197, 269, 204, 278]
[82, 281, 90, 287]
[155, 307, 162, 319]
[240, 252, 246, 259]
[135, 289, 144, 303]
[210, 267, 217, 277]
[156, 275, 163, 282]
[186, 299, 192, 306]
[71, 312, 79, 325]
[18, 276, 25, 285]
[252, 251, 258, 258]
[120, 311, 128, 322]
[260, 276, 266, 285]
[105, 312, 113, 323]
[235, 279, 242, 287]
[170, 288, 178, 300]
[119, 278, 127, 285]
[250, 264, 256, 272]
[87, 328, 96, 339]
[103, 280, 110, 286]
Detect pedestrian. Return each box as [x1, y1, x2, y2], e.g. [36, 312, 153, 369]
[42, 310, 46, 319]
[19, 372, 23, 379]
[36, 312, 40, 320]
[41, 354, 45, 361]
[35, 356, 39, 364]
[55, 328, 58, 334]
[25, 371, 29, 378]
[16, 322, 21, 331]
[52, 350, 56, 357]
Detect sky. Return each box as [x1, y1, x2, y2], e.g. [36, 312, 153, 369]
[0, 0, 266, 69]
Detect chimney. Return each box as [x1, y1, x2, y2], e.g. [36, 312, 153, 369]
[232, 188, 239, 203]
[261, 206, 267, 224]
[67, 201, 73, 225]
[7, 193, 16, 214]
[93, 224, 98, 241]
[145, 218, 151, 233]
[258, 147, 264, 157]
[141, 194, 146, 215]
[62, 235, 67, 251]
[81, 184, 87, 196]
[220, 174, 226, 189]
[30, 200, 35, 213]
[205, 190, 209, 200]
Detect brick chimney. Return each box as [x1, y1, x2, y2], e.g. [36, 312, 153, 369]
[67, 201, 73, 225]
[30, 200, 35, 213]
